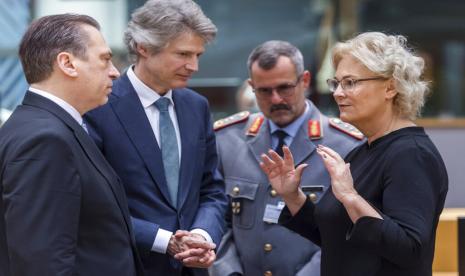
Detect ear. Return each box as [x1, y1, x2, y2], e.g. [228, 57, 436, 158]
[136, 44, 150, 58]
[385, 78, 397, 100]
[247, 78, 254, 88]
[301, 70, 311, 88]
[56, 52, 78, 78]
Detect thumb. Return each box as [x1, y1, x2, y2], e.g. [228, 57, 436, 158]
[295, 163, 308, 180]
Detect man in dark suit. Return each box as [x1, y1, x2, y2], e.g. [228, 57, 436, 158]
[0, 14, 143, 276]
[85, 1, 228, 275]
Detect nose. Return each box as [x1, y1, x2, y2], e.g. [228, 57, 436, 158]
[109, 62, 120, 80]
[185, 56, 199, 72]
[332, 83, 345, 98]
[270, 90, 284, 104]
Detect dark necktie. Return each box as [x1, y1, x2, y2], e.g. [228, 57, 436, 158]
[154, 97, 179, 206]
[274, 130, 288, 157]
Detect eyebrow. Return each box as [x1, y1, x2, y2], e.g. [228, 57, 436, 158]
[101, 51, 113, 59]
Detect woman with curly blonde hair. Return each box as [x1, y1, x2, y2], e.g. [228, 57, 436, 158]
[260, 32, 448, 276]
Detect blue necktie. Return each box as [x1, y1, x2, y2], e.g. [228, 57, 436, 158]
[154, 97, 179, 206]
[274, 130, 288, 157]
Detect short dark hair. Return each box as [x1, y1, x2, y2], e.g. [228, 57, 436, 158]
[18, 13, 100, 83]
[247, 40, 304, 77]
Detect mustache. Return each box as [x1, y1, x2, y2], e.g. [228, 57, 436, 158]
[270, 104, 291, 112]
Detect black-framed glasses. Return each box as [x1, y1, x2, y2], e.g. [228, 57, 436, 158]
[326, 77, 387, 92]
[253, 76, 302, 98]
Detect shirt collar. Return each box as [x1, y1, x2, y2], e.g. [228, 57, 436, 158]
[269, 101, 309, 138]
[127, 66, 174, 108]
[28, 86, 83, 125]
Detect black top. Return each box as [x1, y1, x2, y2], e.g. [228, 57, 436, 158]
[280, 127, 448, 276]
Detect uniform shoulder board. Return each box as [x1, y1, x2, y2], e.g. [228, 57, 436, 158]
[328, 118, 364, 140]
[214, 111, 250, 131]
[246, 115, 264, 136]
[308, 119, 323, 140]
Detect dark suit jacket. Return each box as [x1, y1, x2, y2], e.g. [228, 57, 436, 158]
[0, 92, 144, 276]
[85, 73, 228, 276]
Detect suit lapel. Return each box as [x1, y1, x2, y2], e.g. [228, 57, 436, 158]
[172, 90, 196, 209]
[22, 92, 134, 234]
[110, 76, 174, 208]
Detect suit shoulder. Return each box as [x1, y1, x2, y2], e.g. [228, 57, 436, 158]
[214, 111, 251, 131]
[327, 118, 364, 140]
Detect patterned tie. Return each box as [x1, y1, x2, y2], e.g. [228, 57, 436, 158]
[154, 97, 179, 206]
[274, 130, 288, 157]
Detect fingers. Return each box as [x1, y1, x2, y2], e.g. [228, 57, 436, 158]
[317, 145, 343, 162]
[174, 247, 207, 260]
[178, 249, 216, 268]
[174, 230, 190, 238]
[184, 238, 216, 250]
[282, 146, 295, 169]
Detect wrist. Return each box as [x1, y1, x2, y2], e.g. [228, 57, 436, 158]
[339, 192, 359, 206]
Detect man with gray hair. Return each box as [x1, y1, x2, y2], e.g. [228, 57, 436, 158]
[210, 40, 363, 276]
[85, 1, 227, 275]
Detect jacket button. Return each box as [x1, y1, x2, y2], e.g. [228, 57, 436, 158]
[309, 193, 318, 203]
[270, 189, 277, 197]
[264, 243, 272, 252]
[264, 271, 272, 276]
[232, 186, 240, 195]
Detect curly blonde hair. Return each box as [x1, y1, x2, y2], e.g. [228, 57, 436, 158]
[331, 32, 429, 120]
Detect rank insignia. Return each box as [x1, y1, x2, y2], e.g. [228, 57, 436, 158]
[308, 119, 323, 140]
[214, 111, 250, 131]
[246, 116, 264, 136]
[231, 200, 241, 215]
[329, 118, 364, 140]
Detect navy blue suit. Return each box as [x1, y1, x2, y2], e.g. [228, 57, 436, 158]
[0, 92, 143, 276]
[85, 74, 227, 275]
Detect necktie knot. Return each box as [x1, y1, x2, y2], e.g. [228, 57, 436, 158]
[154, 97, 170, 112]
[274, 129, 288, 140]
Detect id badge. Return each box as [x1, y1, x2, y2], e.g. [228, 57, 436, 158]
[263, 201, 285, 224]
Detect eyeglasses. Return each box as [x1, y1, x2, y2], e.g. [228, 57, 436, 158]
[253, 76, 302, 98]
[326, 77, 387, 93]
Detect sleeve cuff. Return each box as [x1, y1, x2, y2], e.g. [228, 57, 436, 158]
[151, 228, 172, 253]
[191, 228, 213, 244]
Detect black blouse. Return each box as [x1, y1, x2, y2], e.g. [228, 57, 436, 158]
[280, 127, 448, 276]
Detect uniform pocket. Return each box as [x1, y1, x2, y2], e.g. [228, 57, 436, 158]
[225, 177, 259, 229]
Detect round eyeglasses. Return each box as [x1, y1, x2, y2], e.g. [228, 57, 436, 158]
[253, 76, 302, 98]
[326, 77, 387, 92]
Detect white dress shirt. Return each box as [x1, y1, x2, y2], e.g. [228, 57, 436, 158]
[127, 67, 212, 253]
[28, 87, 84, 128]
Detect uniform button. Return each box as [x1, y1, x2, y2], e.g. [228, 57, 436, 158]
[264, 271, 272, 276]
[270, 189, 277, 197]
[309, 193, 318, 203]
[264, 243, 272, 252]
[232, 186, 240, 195]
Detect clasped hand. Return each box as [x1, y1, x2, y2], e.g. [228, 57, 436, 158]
[167, 230, 216, 268]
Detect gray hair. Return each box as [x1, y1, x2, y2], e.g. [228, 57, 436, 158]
[124, 0, 217, 60]
[19, 13, 100, 84]
[247, 40, 305, 77]
[331, 32, 429, 120]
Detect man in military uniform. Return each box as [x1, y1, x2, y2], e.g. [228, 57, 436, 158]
[210, 41, 363, 276]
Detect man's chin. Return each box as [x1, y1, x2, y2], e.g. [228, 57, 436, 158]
[270, 116, 292, 128]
